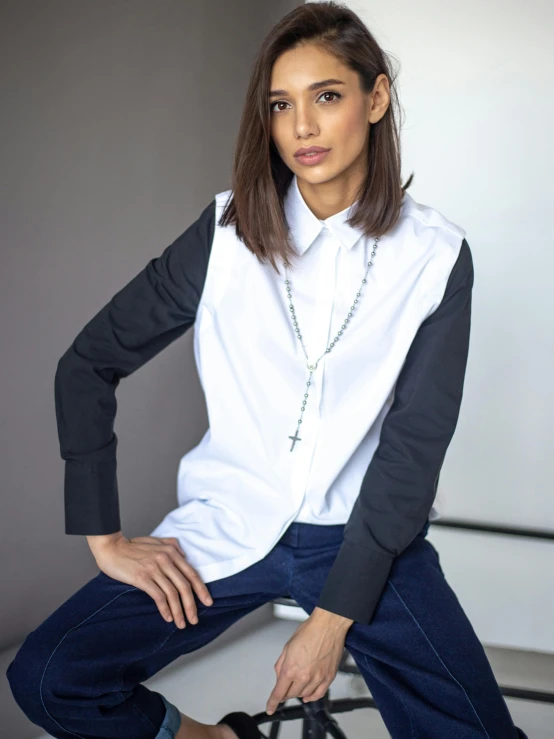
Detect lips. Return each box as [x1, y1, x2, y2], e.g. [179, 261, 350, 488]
[294, 146, 330, 157]
[295, 149, 331, 166]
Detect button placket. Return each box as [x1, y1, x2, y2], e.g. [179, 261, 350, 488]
[290, 230, 338, 496]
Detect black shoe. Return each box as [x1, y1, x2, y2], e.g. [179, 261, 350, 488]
[217, 711, 264, 739]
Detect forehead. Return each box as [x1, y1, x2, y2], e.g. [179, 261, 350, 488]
[270, 44, 354, 89]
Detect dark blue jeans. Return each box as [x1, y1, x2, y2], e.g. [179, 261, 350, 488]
[7, 520, 528, 739]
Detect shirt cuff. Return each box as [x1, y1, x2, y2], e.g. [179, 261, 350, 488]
[64, 458, 121, 535]
[315, 538, 394, 625]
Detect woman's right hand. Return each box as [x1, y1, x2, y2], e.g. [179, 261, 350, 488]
[91, 534, 213, 628]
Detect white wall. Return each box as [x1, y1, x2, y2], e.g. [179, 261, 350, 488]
[306, 0, 554, 652]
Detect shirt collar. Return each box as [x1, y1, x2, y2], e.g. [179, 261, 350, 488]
[284, 174, 365, 255]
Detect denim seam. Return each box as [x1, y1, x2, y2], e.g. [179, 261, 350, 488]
[117, 617, 180, 694]
[115, 603, 212, 731]
[39, 586, 138, 739]
[117, 605, 210, 696]
[362, 652, 417, 739]
[389, 580, 491, 739]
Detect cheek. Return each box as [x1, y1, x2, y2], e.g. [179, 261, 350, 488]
[319, 103, 368, 156]
[339, 108, 368, 143]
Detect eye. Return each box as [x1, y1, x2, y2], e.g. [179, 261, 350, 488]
[269, 90, 342, 113]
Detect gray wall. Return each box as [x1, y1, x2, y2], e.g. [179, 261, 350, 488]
[0, 0, 300, 734]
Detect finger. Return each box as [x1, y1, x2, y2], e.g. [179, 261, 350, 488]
[283, 680, 307, 701]
[300, 678, 326, 702]
[266, 674, 293, 715]
[161, 537, 187, 557]
[152, 570, 191, 628]
[274, 650, 286, 676]
[153, 556, 197, 627]
[159, 556, 201, 626]
[151, 565, 183, 624]
[132, 536, 162, 545]
[170, 552, 214, 607]
[138, 577, 175, 624]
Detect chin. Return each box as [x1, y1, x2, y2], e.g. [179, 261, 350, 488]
[294, 168, 335, 185]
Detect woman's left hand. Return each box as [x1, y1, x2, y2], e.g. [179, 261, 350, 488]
[265, 608, 351, 713]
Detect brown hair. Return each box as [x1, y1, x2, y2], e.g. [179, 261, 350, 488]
[219, 1, 413, 276]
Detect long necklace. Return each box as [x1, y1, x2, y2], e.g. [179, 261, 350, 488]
[284, 235, 380, 451]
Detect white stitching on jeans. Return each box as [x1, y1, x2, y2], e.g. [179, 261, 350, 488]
[117, 605, 210, 704]
[39, 587, 138, 739]
[389, 580, 491, 739]
[111, 602, 212, 735]
[122, 604, 212, 735]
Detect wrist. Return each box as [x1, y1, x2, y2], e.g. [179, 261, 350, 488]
[311, 606, 354, 632]
[86, 531, 125, 555]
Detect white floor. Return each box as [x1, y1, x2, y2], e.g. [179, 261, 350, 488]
[35, 607, 554, 739]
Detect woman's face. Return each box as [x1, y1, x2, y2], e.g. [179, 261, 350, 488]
[269, 43, 390, 200]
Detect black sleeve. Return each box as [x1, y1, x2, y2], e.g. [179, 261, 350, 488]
[54, 199, 216, 535]
[316, 237, 474, 625]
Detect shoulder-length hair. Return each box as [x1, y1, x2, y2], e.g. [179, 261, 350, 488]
[219, 1, 413, 276]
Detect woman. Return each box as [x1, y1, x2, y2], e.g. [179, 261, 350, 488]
[6, 3, 528, 739]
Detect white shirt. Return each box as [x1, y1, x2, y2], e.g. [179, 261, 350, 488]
[56, 173, 473, 623]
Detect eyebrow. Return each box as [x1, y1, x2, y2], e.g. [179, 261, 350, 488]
[268, 78, 346, 99]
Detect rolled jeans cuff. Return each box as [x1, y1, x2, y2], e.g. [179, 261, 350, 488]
[154, 694, 182, 739]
